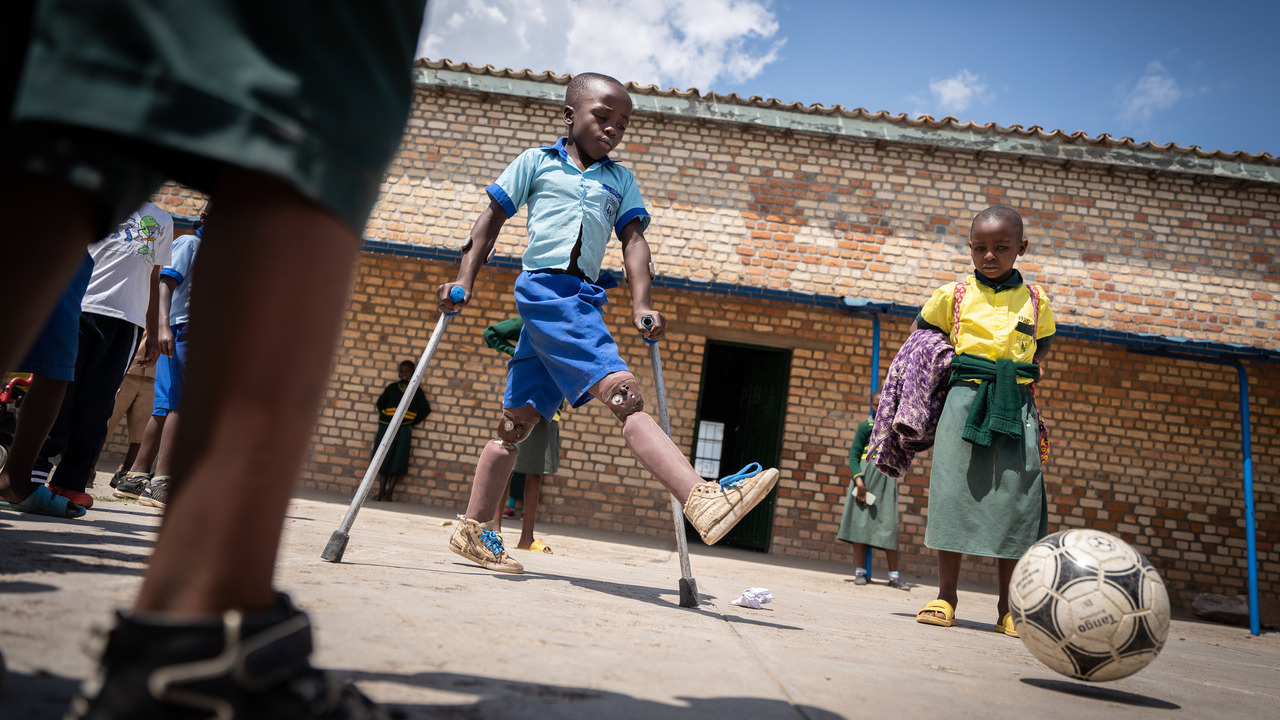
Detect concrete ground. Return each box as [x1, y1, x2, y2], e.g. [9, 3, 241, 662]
[1, 472, 1276, 719]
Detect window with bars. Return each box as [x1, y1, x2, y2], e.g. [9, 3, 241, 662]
[693, 420, 725, 480]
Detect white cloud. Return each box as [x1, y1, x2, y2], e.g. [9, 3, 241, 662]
[1119, 61, 1182, 124]
[418, 0, 783, 91]
[927, 70, 987, 116]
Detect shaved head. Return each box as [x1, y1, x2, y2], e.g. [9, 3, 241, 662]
[565, 72, 626, 108]
[973, 205, 1024, 236]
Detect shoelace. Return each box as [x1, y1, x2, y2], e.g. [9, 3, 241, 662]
[479, 529, 506, 555]
[717, 462, 762, 489]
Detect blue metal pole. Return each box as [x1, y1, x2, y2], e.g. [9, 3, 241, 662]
[864, 314, 881, 576]
[1231, 361, 1260, 636]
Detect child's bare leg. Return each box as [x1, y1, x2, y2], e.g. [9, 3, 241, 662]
[117, 443, 142, 476]
[886, 549, 900, 573]
[134, 170, 360, 616]
[126, 415, 166, 474]
[0, 376, 69, 502]
[517, 473, 542, 549]
[151, 411, 179, 476]
[996, 557, 1017, 618]
[0, 174, 95, 375]
[384, 473, 399, 502]
[922, 550, 962, 621]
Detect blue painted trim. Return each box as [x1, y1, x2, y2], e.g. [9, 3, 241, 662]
[356, 242, 1279, 364]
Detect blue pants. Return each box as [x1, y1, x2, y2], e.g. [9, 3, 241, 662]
[39, 313, 142, 492]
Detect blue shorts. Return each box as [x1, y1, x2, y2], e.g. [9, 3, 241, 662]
[18, 253, 94, 381]
[504, 271, 629, 420]
[153, 323, 188, 416]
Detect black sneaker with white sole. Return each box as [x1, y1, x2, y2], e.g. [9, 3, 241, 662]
[111, 474, 149, 500]
[137, 478, 170, 509]
[66, 593, 400, 720]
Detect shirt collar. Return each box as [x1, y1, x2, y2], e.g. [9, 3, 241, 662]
[974, 268, 1024, 293]
[540, 136, 614, 167]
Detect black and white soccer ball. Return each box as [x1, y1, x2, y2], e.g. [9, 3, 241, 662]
[1010, 528, 1170, 682]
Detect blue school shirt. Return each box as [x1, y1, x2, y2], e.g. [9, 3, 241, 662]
[486, 137, 650, 282]
[160, 228, 202, 326]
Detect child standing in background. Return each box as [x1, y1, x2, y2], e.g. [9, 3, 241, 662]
[912, 205, 1056, 637]
[837, 389, 907, 589]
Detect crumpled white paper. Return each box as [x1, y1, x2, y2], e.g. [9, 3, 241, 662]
[730, 587, 774, 609]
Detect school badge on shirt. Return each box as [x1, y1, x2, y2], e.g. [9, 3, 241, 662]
[600, 183, 621, 228]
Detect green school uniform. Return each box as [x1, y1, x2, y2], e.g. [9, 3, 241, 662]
[836, 417, 899, 551]
[919, 271, 1052, 558]
[372, 382, 430, 476]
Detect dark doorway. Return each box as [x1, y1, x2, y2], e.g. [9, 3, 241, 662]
[689, 341, 791, 552]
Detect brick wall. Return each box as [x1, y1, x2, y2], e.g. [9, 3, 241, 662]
[109, 75, 1278, 622]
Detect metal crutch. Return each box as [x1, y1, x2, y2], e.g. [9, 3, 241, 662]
[641, 314, 699, 608]
[321, 286, 466, 563]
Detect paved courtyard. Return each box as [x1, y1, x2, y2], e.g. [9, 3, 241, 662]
[2, 474, 1276, 719]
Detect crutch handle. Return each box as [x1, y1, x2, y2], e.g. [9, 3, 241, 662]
[641, 314, 658, 345]
[445, 285, 466, 316]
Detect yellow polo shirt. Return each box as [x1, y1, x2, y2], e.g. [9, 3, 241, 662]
[918, 274, 1055, 383]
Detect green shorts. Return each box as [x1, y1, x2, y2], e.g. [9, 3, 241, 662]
[4, 0, 426, 235]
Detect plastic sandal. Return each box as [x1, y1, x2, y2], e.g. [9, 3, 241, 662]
[0, 484, 86, 518]
[916, 599, 957, 627]
[994, 612, 1019, 637]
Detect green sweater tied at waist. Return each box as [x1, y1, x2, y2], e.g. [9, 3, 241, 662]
[949, 354, 1038, 448]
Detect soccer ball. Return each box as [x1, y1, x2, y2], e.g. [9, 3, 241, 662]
[1010, 528, 1170, 682]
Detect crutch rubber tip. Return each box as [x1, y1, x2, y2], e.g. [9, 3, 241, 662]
[678, 577, 699, 607]
[321, 531, 349, 563]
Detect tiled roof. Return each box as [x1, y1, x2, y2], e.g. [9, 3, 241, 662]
[415, 59, 1279, 182]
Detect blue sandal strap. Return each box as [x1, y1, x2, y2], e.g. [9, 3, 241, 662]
[718, 462, 762, 489]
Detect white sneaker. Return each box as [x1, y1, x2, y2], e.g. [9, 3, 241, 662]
[683, 464, 780, 545]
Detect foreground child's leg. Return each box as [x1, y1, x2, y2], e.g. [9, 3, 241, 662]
[70, 171, 403, 719]
[138, 171, 361, 614]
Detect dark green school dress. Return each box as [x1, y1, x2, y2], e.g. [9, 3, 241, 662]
[837, 417, 899, 550]
[372, 381, 430, 476]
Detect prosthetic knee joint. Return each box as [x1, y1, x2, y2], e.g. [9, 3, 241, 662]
[598, 371, 645, 424]
[495, 405, 541, 448]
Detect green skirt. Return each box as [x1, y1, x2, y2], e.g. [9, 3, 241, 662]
[514, 419, 560, 475]
[923, 382, 1048, 559]
[836, 460, 898, 551]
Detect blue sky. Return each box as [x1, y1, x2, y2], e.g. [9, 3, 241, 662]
[420, 0, 1278, 156]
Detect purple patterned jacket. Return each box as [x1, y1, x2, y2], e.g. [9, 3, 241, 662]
[869, 329, 955, 478]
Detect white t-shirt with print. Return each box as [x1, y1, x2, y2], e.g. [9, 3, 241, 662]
[81, 202, 174, 328]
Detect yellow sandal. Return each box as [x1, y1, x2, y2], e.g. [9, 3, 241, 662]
[994, 612, 1019, 637]
[916, 599, 958, 627]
